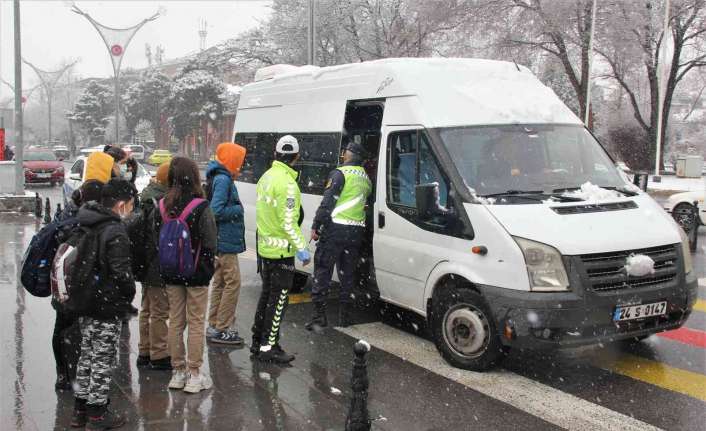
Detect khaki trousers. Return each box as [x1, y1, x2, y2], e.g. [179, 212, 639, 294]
[167, 285, 208, 371]
[208, 254, 242, 332]
[138, 284, 170, 360]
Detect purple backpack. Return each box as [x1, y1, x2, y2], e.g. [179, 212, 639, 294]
[158, 198, 206, 279]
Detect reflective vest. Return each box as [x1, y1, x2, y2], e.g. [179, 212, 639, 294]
[331, 166, 372, 227]
[256, 161, 307, 259]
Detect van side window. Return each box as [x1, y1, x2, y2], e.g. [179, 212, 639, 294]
[388, 131, 418, 207]
[293, 133, 340, 195]
[237, 133, 276, 184]
[387, 131, 449, 209]
[71, 159, 84, 176]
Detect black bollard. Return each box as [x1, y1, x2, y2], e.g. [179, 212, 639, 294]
[55, 203, 62, 220]
[345, 340, 371, 431]
[34, 193, 42, 218]
[44, 197, 51, 224]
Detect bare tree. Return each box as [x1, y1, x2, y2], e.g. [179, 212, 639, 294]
[596, 0, 706, 169]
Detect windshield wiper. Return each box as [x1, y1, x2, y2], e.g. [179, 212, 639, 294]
[552, 186, 639, 197]
[481, 190, 546, 202]
[601, 186, 639, 197]
[544, 194, 584, 202]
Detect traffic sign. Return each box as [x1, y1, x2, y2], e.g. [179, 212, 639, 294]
[111, 44, 124, 56]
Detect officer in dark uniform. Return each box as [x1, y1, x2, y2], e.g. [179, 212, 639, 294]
[306, 140, 372, 330]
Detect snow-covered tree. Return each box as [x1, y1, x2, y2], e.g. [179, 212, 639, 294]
[122, 70, 172, 145]
[167, 70, 226, 142]
[68, 80, 113, 146]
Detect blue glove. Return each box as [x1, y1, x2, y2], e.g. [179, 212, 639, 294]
[296, 249, 311, 265]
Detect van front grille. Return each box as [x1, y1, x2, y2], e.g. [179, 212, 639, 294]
[579, 244, 679, 292]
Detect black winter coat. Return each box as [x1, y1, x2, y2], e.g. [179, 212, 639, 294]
[69, 202, 136, 320]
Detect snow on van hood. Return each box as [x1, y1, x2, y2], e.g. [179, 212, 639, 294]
[478, 194, 682, 255]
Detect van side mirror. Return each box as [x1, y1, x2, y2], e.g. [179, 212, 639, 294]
[416, 183, 446, 221]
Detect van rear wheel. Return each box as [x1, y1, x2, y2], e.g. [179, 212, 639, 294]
[431, 287, 505, 371]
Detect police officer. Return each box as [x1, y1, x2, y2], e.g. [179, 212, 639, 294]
[251, 135, 311, 364]
[306, 139, 372, 330]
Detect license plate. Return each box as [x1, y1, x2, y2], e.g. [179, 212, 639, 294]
[613, 301, 667, 321]
[37, 173, 51, 178]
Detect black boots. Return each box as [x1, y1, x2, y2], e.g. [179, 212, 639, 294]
[339, 303, 353, 328]
[256, 345, 295, 364]
[70, 398, 87, 428]
[85, 402, 126, 430]
[55, 372, 72, 391]
[136, 354, 150, 368]
[149, 356, 172, 371]
[305, 302, 328, 331]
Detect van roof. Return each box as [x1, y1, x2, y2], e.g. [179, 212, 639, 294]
[237, 58, 581, 132]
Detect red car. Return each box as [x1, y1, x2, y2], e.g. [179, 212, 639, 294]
[24, 150, 65, 186]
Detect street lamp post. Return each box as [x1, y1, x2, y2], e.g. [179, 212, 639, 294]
[71, 4, 161, 145]
[13, 0, 24, 195]
[23, 60, 77, 144]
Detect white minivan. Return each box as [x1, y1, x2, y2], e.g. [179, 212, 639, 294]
[232, 58, 697, 370]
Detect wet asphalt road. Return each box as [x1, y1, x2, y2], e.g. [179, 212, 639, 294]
[1, 182, 704, 430]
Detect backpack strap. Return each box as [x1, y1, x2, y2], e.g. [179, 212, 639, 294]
[159, 198, 169, 221]
[177, 198, 206, 222]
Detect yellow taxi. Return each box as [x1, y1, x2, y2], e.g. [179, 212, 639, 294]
[147, 149, 173, 166]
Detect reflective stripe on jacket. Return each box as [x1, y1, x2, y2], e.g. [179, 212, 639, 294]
[331, 166, 371, 226]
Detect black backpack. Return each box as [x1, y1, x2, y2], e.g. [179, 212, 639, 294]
[127, 199, 157, 282]
[62, 222, 111, 314]
[206, 174, 233, 203]
[20, 216, 78, 297]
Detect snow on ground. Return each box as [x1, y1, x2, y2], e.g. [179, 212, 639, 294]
[648, 175, 705, 192]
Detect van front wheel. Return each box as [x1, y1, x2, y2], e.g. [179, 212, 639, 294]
[432, 288, 505, 371]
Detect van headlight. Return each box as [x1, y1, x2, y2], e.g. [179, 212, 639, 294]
[678, 228, 693, 274]
[514, 237, 570, 292]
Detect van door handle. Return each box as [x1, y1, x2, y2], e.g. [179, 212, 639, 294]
[378, 211, 386, 229]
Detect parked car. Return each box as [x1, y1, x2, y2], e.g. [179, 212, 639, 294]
[122, 144, 146, 161]
[147, 149, 173, 166]
[23, 150, 64, 186]
[665, 188, 705, 251]
[63, 155, 151, 205]
[79, 145, 105, 156]
[52, 145, 70, 161]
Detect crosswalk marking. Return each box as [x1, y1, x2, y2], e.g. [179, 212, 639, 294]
[656, 327, 706, 348]
[595, 354, 706, 402]
[289, 292, 311, 304]
[693, 299, 706, 313]
[339, 323, 662, 431]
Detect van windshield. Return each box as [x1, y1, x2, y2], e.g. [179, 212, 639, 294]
[437, 124, 625, 197]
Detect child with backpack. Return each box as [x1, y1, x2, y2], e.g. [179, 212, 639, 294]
[130, 161, 172, 370]
[19, 151, 114, 391]
[153, 157, 217, 394]
[68, 179, 137, 430]
[205, 142, 247, 346]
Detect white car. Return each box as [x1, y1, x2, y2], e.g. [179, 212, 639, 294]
[79, 145, 106, 156]
[123, 144, 146, 161]
[63, 155, 151, 205]
[665, 189, 705, 226]
[664, 186, 705, 252]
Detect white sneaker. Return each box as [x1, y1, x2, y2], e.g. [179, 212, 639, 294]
[183, 372, 212, 394]
[168, 370, 187, 390]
